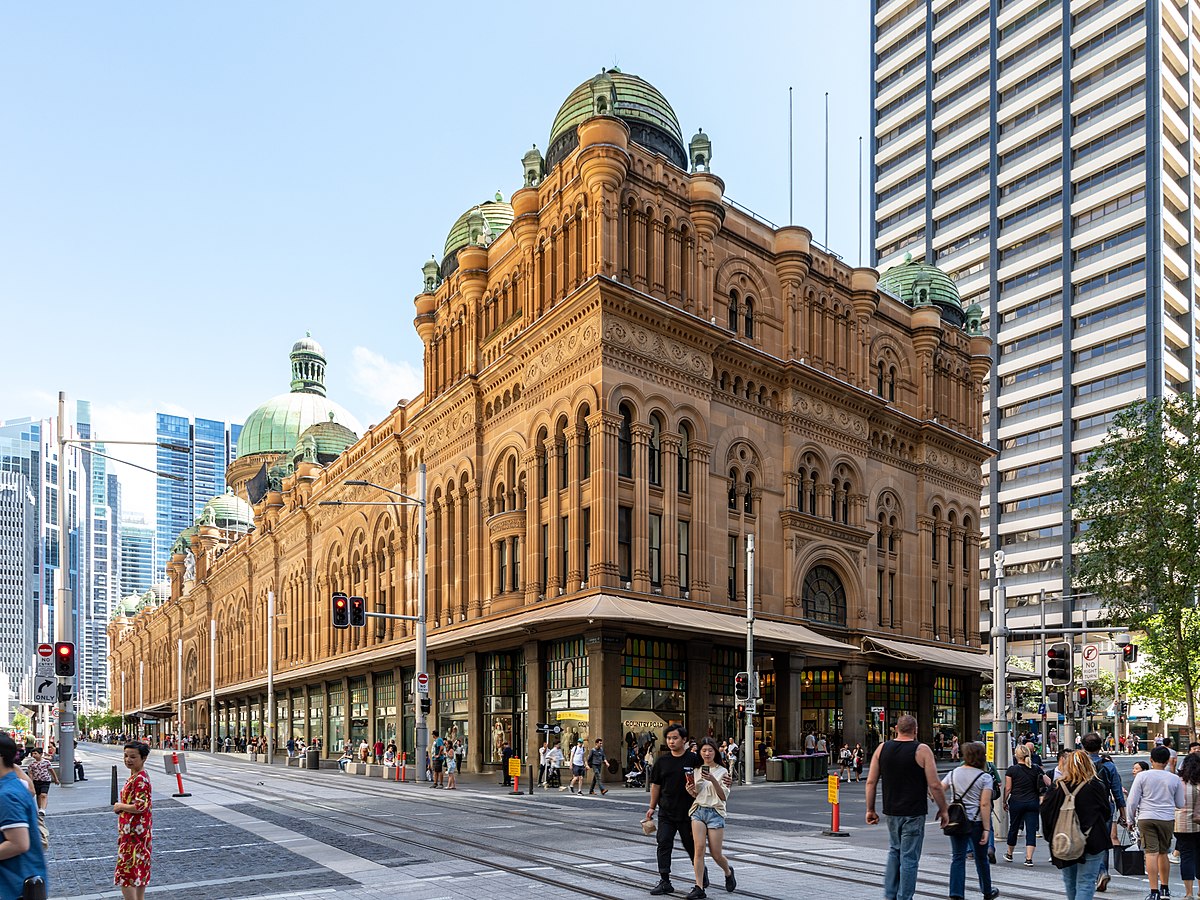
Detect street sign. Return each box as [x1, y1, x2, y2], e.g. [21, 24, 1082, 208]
[1038, 703, 1047, 715]
[827, 774, 840, 804]
[985, 732, 994, 763]
[36, 644, 53, 678]
[745, 699, 758, 715]
[1082, 643, 1100, 681]
[33, 676, 55, 704]
[535, 723, 563, 734]
[416, 672, 429, 694]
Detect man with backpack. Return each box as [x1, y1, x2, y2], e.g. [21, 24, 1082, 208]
[1128, 745, 1185, 900]
[1083, 731, 1126, 893]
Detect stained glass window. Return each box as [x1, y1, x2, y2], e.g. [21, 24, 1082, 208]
[934, 675, 961, 707]
[803, 565, 847, 625]
[622, 637, 685, 690]
[709, 647, 744, 699]
[546, 638, 588, 691]
[439, 658, 468, 700]
[867, 669, 914, 723]
[485, 650, 525, 697]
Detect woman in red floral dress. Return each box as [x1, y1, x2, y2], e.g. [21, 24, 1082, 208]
[113, 741, 152, 899]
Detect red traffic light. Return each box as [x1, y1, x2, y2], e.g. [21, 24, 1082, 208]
[332, 592, 350, 629]
[1122, 644, 1138, 663]
[53, 641, 75, 677]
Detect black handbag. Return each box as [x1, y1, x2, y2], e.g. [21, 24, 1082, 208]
[22, 876, 46, 900]
[1112, 826, 1145, 876]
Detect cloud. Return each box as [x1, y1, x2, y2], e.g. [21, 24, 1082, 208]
[349, 346, 422, 411]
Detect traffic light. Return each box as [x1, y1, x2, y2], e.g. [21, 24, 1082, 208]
[1046, 642, 1073, 686]
[1120, 701, 1130, 715]
[56, 683, 73, 703]
[734, 672, 750, 702]
[735, 702, 746, 720]
[1077, 686, 1091, 707]
[332, 593, 349, 629]
[1049, 691, 1066, 716]
[53, 641, 75, 677]
[419, 697, 431, 714]
[1122, 644, 1138, 664]
[349, 596, 366, 627]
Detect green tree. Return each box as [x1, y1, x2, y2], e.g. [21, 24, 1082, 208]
[1073, 394, 1200, 733]
[11, 713, 29, 732]
[1123, 620, 1200, 721]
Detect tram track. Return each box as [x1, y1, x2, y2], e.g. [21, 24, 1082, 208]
[187, 755, 967, 899]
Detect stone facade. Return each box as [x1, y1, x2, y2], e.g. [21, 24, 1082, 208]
[109, 76, 992, 772]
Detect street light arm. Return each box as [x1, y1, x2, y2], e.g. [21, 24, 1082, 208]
[73, 446, 187, 480]
[65, 439, 192, 452]
[343, 480, 423, 506]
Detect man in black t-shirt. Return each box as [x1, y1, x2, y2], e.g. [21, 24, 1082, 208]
[645, 723, 730, 896]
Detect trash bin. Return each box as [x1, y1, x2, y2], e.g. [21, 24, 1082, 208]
[766, 758, 785, 782]
[782, 759, 797, 782]
[306, 748, 320, 772]
[795, 756, 811, 781]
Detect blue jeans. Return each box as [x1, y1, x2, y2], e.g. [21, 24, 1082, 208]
[1060, 850, 1105, 900]
[1006, 800, 1040, 848]
[885, 814, 926, 900]
[949, 821, 993, 898]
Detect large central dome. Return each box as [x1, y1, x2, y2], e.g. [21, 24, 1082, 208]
[546, 69, 686, 173]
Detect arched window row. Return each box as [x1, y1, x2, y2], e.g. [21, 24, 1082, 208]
[714, 370, 780, 409]
[727, 467, 755, 514]
[727, 288, 756, 339]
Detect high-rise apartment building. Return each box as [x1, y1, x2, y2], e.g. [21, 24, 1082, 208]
[154, 415, 241, 582]
[0, 471, 36, 700]
[870, 0, 1190, 632]
[118, 515, 155, 599]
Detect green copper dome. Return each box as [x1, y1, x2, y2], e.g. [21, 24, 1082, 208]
[239, 337, 363, 458]
[198, 491, 255, 533]
[293, 417, 358, 466]
[438, 194, 515, 279]
[878, 252, 966, 327]
[547, 69, 686, 173]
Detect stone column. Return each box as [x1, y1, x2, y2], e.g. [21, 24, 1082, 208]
[631, 424, 652, 592]
[917, 516, 934, 640]
[522, 450, 541, 603]
[546, 434, 563, 596]
[586, 629, 625, 782]
[566, 429, 583, 589]
[774, 652, 807, 754]
[965, 673, 983, 740]
[686, 639, 713, 740]
[465, 651, 483, 773]
[842, 661, 869, 747]
[523, 640, 544, 768]
[590, 410, 622, 588]
[467, 481, 484, 618]
[661, 434, 681, 594]
[918, 670, 935, 746]
[691, 441, 713, 602]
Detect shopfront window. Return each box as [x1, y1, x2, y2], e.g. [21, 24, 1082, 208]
[621, 637, 686, 747]
[708, 647, 744, 742]
[933, 675, 963, 742]
[349, 676, 369, 749]
[867, 669, 915, 737]
[276, 698, 287, 750]
[327, 683, 345, 752]
[401, 667, 414, 756]
[308, 686, 324, 751]
[485, 650, 527, 763]
[374, 672, 397, 746]
[250, 702, 261, 739]
[546, 638, 589, 744]
[291, 692, 304, 742]
[802, 668, 844, 747]
[438, 659, 469, 751]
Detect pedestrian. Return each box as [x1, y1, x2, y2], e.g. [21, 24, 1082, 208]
[942, 741, 999, 900]
[587, 739, 608, 796]
[1040, 750, 1114, 900]
[1166, 737, 1180, 774]
[1128, 745, 1186, 900]
[725, 738, 739, 784]
[113, 741, 153, 900]
[24, 747, 58, 836]
[645, 724, 731, 896]
[500, 741, 516, 787]
[373, 738, 384, 765]
[805, 731, 817, 755]
[568, 739, 587, 794]
[358, 739, 369, 764]
[865, 714, 949, 900]
[337, 748, 352, 771]
[643, 740, 656, 793]
[951, 735, 960, 761]
[444, 746, 458, 790]
[538, 741, 550, 787]
[285, 737, 295, 759]
[1082, 730, 1127, 892]
[0, 732, 48, 899]
[683, 737, 736, 899]
[852, 744, 865, 783]
[1003, 742, 1049, 866]
[430, 744, 444, 788]
[383, 745, 396, 766]
[1174, 753, 1200, 900]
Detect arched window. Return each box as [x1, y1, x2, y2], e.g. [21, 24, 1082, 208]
[931, 506, 941, 562]
[537, 427, 548, 498]
[728, 290, 739, 332]
[743, 471, 754, 514]
[728, 468, 739, 509]
[744, 297, 755, 339]
[678, 421, 692, 494]
[962, 516, 972, 570]
[556, 417, 568, 489]
[618, 402, 633, 477]
[877, 361, 885, 397]
[578, 405, 591, 480]
[877, 512, 885, 550]
[802, 565, 847, 626]
[947, 510, 957, 567]
[888, 366, 896, 401]
[648, 413, 663, 486]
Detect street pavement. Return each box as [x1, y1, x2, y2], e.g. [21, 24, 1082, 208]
[39, 742, 1157, 899]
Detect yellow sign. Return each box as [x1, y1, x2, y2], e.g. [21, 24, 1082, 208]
[985, 732, 995, 764]
[507, 758, 522, 777]
[827, 774, 839, 804]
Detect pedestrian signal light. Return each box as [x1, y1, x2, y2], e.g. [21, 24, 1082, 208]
[735, 702, 746, 720]
[1121, 644, 1138, 664]
[53, 641, 75, 677]
[349, 595, 366, 627]
[1046, 642, 1073, 686]
[734, 671, 750, 702]
[419, 697, 431, 714]
[1077, 686, 1091, 707]
[332, 593, 349, 629]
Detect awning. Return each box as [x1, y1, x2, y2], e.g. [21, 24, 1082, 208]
[861, 635, 993, 675]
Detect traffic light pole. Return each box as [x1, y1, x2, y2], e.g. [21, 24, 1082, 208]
[55, 393, 76, 787]
[745, 534, 756, 785]
[991, 551, 1011, 786]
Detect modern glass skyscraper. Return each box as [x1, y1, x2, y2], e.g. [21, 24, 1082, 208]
[0, 471, 36, 701]
[870, 0, 1192, 631]
[154, 415, 241, 582]
[118, 515, 155, 599]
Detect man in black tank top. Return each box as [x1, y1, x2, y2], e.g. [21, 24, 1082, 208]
[865, 715, 948, 900]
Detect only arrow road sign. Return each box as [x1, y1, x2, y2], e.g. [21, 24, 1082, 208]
[34, 676, 55, 704]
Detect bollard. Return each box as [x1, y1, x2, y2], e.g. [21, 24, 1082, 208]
[528, 764, 535, 796]
[170, 751, 192, 798]
[400, 752, 406, 783]
[110, 765, 118, 806]
[822, 773, 848, 837]
[511, 772, 520, 795]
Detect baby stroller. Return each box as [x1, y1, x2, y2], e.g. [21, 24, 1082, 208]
[625, 766, 645, 789]
[544, 764, 561, 789]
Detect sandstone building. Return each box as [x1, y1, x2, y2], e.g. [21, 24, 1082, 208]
[109, 69, 993, 772]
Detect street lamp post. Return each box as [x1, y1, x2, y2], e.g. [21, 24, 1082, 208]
[320, 463, 427, 776]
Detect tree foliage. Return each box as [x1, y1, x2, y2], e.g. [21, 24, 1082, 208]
[1073, 394, 1200, 732]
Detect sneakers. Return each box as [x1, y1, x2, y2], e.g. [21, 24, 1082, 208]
[1162, 888, 1172, 898]
[1023, 858, 1034, 867]
[724, 867, 736, 893]
[685, 888, 706, 900]
[601, 788, 608, 795]
[649, 880, 674, 896]
[986, 891, 1000, 900]
[1096, 872, 1110, 892]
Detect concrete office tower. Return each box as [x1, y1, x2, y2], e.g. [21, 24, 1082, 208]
[154, 415, 241, 582]
[870, 0, 1189, 634]
[0, 472, 36, 706]
[118, 515, 155, 599]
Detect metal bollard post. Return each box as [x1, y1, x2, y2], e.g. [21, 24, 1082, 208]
[528, 764, 535, 796]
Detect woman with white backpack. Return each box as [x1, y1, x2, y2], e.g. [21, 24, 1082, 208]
[1039, 749, 1115, 900]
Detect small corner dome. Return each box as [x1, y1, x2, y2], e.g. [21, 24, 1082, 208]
[878, 253, 965, 327]
[291, 333, 325, 356]
[293, 417, 359, 466]
[439, 196, 515, 279]
[546, 69, 686, 174]
[199, 492, 255, 533]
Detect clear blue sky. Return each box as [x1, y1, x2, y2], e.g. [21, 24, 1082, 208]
[1, 2, 871, 520]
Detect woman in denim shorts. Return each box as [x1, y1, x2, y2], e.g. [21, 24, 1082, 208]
[685, 737, 736, 899]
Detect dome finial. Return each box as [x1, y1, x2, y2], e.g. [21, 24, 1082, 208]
[289, 335, 327, 397]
